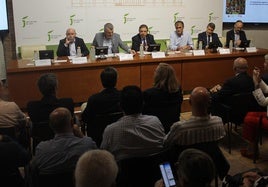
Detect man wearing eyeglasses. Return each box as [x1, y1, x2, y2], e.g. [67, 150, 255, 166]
[226, 20, 248, 48]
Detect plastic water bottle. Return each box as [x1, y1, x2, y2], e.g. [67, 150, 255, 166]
[90, 46, 96, 61]
[198, 41, 202, 50]
[33, 50, 39, 61]
[139, 44, 144, 57]
[229, 40, 233, 52]
[76, 46, 82, 57]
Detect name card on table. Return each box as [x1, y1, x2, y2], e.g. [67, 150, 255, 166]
[219, 48, 231, 54]
[118, 54, 133, 61]
[34, 59, 51, 66]
[72, 57, 88, 64]
[152, 52, 166, 58]
[246, 47, 257, 53]
[193, 50, 205, 56]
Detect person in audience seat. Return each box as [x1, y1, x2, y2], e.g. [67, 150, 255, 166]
[143, 63, 183, 133]
[75, 150, 118, 187]
[101, 85, 165, 161]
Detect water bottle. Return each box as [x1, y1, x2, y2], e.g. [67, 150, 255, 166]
[139, 44, 144, 57]
[198, 41, 202, 50]
[90, 46, 96, 61]
[33, 50, 39, 61]
[76, 46, 82, 57]
[229, 40, 233, 52]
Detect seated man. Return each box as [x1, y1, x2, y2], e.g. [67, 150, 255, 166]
[56, 28, 89, 57]
[75, 150, 118, 187]
[81, 67, 122, 146]
[169, 20, 193, 51]
[131, 24, 156, 51]
[226, 20, 248, 48]
[92, 23, 135, 54]
[197, 22, 222, 49]
[31, 107, 97, 174]
[165, 87, 225, 147]
[101, 85, 165, 161]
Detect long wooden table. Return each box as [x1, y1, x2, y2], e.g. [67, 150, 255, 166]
[7, 49, 268, 110]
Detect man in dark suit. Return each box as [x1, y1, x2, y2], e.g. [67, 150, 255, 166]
[56, 28, 89, 57]
[226, 20, 248, 48]
[131, 24, 156, 51]
[92, 23, 135, 54]
[210, 57, 255, 114]
[197, 22, 222, 49]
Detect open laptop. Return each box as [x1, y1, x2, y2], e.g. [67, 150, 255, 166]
[39, 50, 54, 59]
[147, 44, 161, 52]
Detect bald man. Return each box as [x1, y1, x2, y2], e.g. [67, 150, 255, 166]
[31, 107, 96, 174]
[210, 57, 254, 107]
[164, 87, 225, 146]
[56, 28, 89, 57]
[226, 20, 248, 48]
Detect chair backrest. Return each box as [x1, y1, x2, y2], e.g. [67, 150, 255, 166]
[116, 149, 170, 187]
[20, 45, 46, 59]
[86, 112, 123, 147]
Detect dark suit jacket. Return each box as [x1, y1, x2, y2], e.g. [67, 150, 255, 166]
[211, 72, 254, 107]
[142, 87, 183, 133]
[131, 34, 156, 51]
[56, 37, 89, 57]
[82, 88, 121, 124]
[225, 29, 247, 47]
[27, 95, 74, 124]
[197, 32, 222, 49]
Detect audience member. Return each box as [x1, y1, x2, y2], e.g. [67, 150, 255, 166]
[169, 20, 193, 51]
[226, 20, 248, 48]
[31, 107, 96, 174]
[131, 24, 156, 51]
[101, 85, 165, 161]
[56, 28, 89, 57]
[143, 63, 183, 133]
[241, 54, 268, 158]
[75, 150, 118, 187]
[27, 73, 74, 125]
[92, 23, 135, 54]
[197, 22, 222, 49]
[165, 87, 225, 146]
[0, 134, 31, 187]
[155, 148, 216, 187]
[0, 81, 28, 147]
[81, 66, 122, 146]
[210, 57, 254, 111]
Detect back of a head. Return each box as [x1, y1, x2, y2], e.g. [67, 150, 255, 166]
[233, 57, 248, 73]
[154, 63, 179, 93]
[190, 87, 211, 114]
[38, 73, 58, 96]
[121, 85, 143, 115]
[177, 148, 215, 187]
[49, 107, 72, 134]
[75, 150, 118, 187]
[101, 67, 118, 88]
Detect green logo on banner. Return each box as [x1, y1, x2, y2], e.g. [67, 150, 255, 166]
[47, 30, 53, 41]
[22, 16, 28, 28]
[123, 13, 129, 24]
[70, 15, 75, 25]
[173, 12, 179, 23]
[209, 12, 213, 22]
[99, 28, 104, 32]
[148, 26, 153, 34]
[191, 26, 196, 35]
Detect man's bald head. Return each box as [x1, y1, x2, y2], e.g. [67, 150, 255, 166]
[49, 107, 73, 134]
[233, 57, 248, 73]
[190, 87, 211, 116]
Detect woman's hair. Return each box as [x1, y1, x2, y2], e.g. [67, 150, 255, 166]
[176, 148, 216, 187]
[153, 63, 179, 93]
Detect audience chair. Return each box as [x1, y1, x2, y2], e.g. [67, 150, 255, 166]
[212, 92, 257, 153]
[31, 121, 54, 154]
[86, 112, 123, 147]
[116, 149, 172, 187]
[20, 45, 46, 59]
